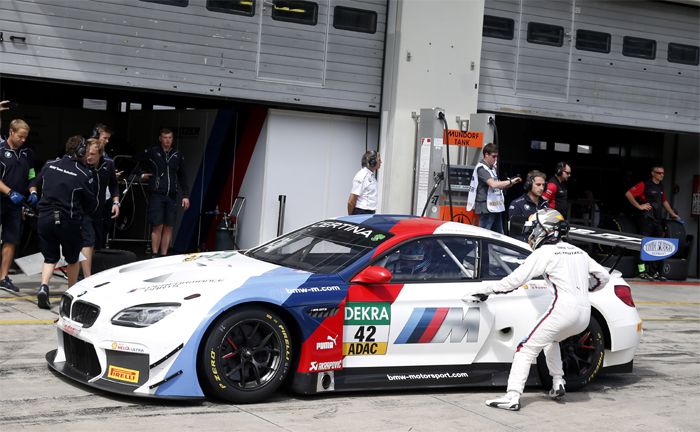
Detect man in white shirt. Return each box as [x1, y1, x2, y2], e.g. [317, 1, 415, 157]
[347, 150, 381, 215]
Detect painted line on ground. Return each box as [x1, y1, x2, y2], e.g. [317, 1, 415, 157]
[636, 301, 700, 306]
[0, 296, 61, 301]
[0, 319, 55, 325]
[629, 281, 700, 286]
[641, 317, 700, 322]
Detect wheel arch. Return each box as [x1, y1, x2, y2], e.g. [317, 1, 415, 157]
[195, 301, 303, 395]
[591, 306, 611, 350]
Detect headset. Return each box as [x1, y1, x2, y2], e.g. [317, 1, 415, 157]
[362, 150, 378, 168]
[555, 161, 568, 176]
[524, 173, 534, 192]
[75, 137, 87, 159]
[91, 126, 100, 139]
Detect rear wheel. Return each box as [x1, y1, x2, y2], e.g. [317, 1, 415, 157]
[199, 307, 293, 403]
[538, 316, 605, 391]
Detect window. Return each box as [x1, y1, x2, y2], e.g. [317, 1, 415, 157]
[668, 43, 699, 66]
[376, 237, 478, 282]
[271, 0, 318, 26]
[207, 0, 255, 16]
[622, 36, 656, 60]
[576, 144, 592, 154]
[530, 140, 547, 151]
[554, 142, 570, 152]
[575, 29, 610, 53]
[82, 99, 107, 111]
[484, 243, 528, 279]
[483, 15, 514, 40]
[246, 220, 393, 273]
[140, 0, 188, 6]
[333, 6, 376, 34]
[527, 22, 564, 47]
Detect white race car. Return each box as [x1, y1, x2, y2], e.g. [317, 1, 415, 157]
[47, 215, 642, 403]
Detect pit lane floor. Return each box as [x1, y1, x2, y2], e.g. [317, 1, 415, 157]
[1, 273, 698, 432]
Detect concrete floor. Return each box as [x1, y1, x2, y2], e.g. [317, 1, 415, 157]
[0, 272, 698, 432]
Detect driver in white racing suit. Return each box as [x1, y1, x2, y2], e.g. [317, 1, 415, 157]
[464, 208, 610, 411]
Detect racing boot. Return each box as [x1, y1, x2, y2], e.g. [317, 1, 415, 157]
[549, 376, 566, 400]
[485, 390, 520, 411]
[37, 284, 51, 309]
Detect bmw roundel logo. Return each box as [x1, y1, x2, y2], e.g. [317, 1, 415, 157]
[4, 151, 11, 158]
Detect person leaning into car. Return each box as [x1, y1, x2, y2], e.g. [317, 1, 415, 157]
[0, 108, 37, 294]
[31, 136, 98, 309]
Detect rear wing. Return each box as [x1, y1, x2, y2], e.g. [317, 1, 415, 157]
[567, 224, 642, 251]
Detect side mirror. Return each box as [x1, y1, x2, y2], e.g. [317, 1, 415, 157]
[351, 266, 392, 284]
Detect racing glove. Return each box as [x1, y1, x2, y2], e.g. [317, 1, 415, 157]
[26, 191, 39, 206]
[462, 284, 495, 303]
[8, 190, 25, 205]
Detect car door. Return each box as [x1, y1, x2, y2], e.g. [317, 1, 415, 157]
[477, 241, 553, 357]
[342, 236, 496, 368]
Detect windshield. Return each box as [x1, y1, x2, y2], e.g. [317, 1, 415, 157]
[246, 220, 393, 273]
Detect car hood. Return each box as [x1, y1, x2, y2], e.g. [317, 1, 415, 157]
[67, 251, 310, 310]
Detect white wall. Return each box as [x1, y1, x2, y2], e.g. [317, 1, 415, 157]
[238, 110, 377, 248]
[380, 0, 486, 213]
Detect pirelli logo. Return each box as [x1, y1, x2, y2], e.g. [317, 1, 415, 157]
[107, 365, 140, 383]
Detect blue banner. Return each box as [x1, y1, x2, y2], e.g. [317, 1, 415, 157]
[640, 237, 678, 261]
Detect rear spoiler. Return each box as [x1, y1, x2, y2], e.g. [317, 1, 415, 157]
[567, 224, 642, 251]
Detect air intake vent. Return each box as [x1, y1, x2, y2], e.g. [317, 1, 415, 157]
[306, 306, 339, 319]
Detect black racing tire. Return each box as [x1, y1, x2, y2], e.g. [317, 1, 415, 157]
[537, 316, 605, 392]
[199, 307, 293, 403]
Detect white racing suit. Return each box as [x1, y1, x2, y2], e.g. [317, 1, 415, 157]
[486, 241, 610, 394]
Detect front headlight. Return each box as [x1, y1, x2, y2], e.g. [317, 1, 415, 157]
[111, 303, 180, 327]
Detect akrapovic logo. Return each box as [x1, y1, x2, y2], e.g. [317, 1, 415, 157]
[309, 360, 342, 371]
[394, 307, 480, 344]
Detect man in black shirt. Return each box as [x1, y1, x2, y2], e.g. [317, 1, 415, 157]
[543, 162, 571, 217]
[31, 136, 97, 308]
[625, 165, 680, 281]
[0, 118, 36, 293]
[139, 128, 190, 257]
[508, 170, 546, 242]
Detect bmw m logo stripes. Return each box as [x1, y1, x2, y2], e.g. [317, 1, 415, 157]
[394, 307, 480, 344]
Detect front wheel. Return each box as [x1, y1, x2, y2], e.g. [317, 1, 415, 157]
[199, 307, 293, 403]
[537, 316, 605, 391]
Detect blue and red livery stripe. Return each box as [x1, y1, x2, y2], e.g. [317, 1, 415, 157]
[395, 307, 449, 344]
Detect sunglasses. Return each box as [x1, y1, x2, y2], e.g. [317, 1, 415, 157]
[653, 171, 665, 175]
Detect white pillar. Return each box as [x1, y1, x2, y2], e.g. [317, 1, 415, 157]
[379, 0, 486, 213]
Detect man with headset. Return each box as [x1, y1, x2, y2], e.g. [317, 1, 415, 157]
[542, 161, 571, 217]
[508, 170, 546, 241]
[31, 135, 97, 309]
[347, 150, 381, 215]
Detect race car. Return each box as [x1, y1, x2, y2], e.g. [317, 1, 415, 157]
[47, 214, 642, 403]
